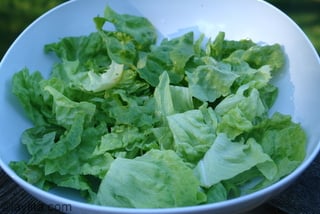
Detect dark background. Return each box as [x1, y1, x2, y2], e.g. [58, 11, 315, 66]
[0, 0, 319, 60]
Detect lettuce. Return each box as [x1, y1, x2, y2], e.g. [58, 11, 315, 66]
[95, 150, 206, 208]
[167, 106, 217, 164]
[10, 5, 306, 208]
[154, 72, 194, 122]
[187, 62, 238, 102]
[194, 134, 272, 187]
[138, 31, 194, 86]
[215, 84, 267, 139]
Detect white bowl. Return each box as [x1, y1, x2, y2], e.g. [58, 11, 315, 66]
[1, 0, 320, 213]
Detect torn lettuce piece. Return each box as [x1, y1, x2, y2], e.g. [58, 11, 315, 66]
[241, 43, 285, 73]
[206, 182, 228, 203]
[106, 89, 156, 127]
[215, 84, 267, 139]
[93, 125, 158, 159]
[44, 86, 96, 128]
[49, 61, 124, 93]
[154, 72, 194, 122]
[95, 6, 157, 52]
[194, 134, 272, 188]
[187, 61, 238, 102]
[9, 113, 113, 199]
[45, 32, 111, 73]
[209, 31, 285, 74]
[95, 150, 206, 208]
[247, 113, 307, 190]
[167, 105, 217, 164]
[154, 72, 176, 120]
[251, 113, 306, 165]
[79, 61, 124, 92]
[209, 31, 256, 60]
[96, 30, 137, 66]
[223, 53, 272, 90]
[12, 69, 51, 126]
[152, 126, 174, 150]
[138, 32, 194, 86]
[225, 113, 307, 195]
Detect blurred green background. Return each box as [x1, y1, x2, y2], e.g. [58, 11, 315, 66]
[0, 0, 319, 60]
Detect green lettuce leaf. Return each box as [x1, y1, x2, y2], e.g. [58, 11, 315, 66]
[186, 61, 238, 102]
[12, 69, 50, 126]
[93, 125, 158, 159]
[167, 106, 217, 164]
[95, 150, 206, 208]
[9, 114, 113, 200]
[106, 89, 156, 127]
[206, 182, 228, 203]
[44, 86, 95, 128]
[241, 44, 285, 73]
[247, 113, 307, 190]
[194, 134, 272, 188]
[96, 6, 157, 52]
[48, 60, 124, 93]
[209, 31, 256, 60]
[215, 84, 267, 139]
[138, 32, 194, 86]
[154, 72, 194, 122]
[209, 31, 285, 74]
[223, 55, 272, 90]
[45, 32, 111, 73]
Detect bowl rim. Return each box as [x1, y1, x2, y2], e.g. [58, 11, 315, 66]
[1, 0, 320, 213]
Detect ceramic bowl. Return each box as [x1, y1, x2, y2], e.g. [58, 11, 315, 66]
[1, 0, 320, 213]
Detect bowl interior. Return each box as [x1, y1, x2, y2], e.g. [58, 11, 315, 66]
[1, 0, 320, 213]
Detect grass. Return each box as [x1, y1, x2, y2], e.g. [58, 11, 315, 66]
[0, 0, 319, 59]
[267, 0, 320, 54]
[0, 0, 66, 59]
